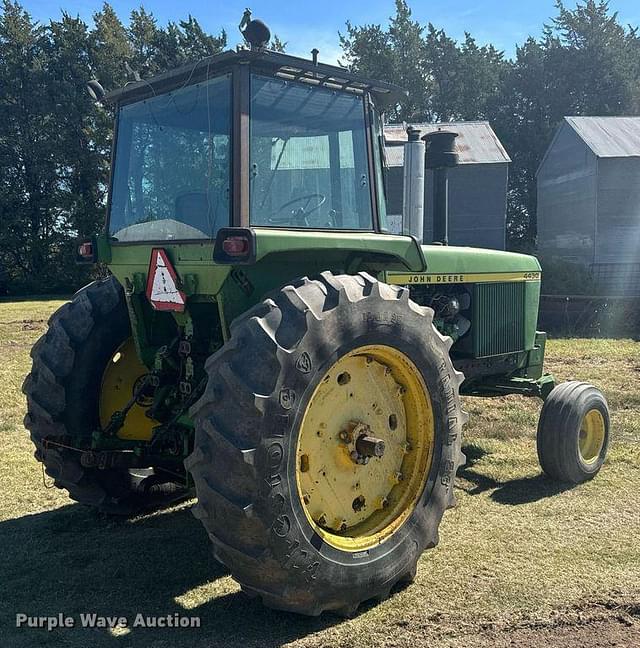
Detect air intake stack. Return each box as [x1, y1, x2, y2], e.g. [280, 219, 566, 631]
[425, 130, 459, 245]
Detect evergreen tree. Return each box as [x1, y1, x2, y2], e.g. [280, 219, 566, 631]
[492, 38, 552, 247]
[424, 27, 507, 122]
[46, 13, 105, 241]
[128, 7, 160, 77]
[90, 3, 131, 91]
[550, 0, 632, 114]
[0, 1, 60, 292]
[340, 1, 428, 121]
[387, 0, 431, 121]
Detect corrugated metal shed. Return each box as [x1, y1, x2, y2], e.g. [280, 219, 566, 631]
[537, 116, 640, 295]
[384, 121, 511, 167]
[383, 121, 510, 250]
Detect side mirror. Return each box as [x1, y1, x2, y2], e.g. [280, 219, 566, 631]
[86, 79, 106, 103]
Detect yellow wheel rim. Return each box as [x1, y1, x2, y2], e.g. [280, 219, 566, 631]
[99, 338, 157, 441]
[578, 408, 606, 464]
[296, 344, 434, 552]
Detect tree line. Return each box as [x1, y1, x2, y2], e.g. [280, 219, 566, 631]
[0, 0, 638, 294]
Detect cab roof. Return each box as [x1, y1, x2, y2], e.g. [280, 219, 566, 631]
[105, 48, 407, 109]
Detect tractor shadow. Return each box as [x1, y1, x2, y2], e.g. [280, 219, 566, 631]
[3, 448, 577, 647]
[0, 501, 340, 648]
[458, 443, 573, 505]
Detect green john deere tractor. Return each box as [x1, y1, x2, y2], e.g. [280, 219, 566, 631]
[23, 15, 610, 617]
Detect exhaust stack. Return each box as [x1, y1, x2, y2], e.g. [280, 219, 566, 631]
[402, 126, 426, 242]
[425, 130, 459, 245]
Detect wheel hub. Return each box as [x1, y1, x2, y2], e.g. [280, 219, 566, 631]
[99, 338, 158, 441]
[355, 431, 386, 459]
[579, 408, 606, 464]
[296, 344, 434, 551]
[339, 421, 386, 464]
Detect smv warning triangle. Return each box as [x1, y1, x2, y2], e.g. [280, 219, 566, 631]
[145, 248, 187, 312]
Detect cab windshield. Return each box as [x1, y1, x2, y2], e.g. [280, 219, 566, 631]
[249, 76, 374, 230]
[109, 74, 232, 242]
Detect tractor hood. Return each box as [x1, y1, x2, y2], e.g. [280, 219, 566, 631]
[385, 245, 541, 286]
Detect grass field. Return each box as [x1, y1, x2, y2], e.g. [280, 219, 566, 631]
[1, 298, 639, 648]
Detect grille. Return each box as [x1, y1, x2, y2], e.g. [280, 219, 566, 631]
[473, 282, 525, 358]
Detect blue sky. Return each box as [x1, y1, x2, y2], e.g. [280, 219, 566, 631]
[26, 0, 640, 61]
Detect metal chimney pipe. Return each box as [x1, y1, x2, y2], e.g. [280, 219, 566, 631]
[424, 130, 459, 245]
[402, 126, 426, 242]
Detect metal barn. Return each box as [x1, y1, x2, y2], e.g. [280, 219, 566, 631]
[383, 122, 510, 249]
[537, 116, 640, 295]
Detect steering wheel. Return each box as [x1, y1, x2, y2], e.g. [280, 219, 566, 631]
[267, 193, 326, 226]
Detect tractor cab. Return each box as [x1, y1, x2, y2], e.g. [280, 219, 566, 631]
[104, 48, 402, 245]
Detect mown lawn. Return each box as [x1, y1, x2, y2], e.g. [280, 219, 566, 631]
[0, 298, 638, 648]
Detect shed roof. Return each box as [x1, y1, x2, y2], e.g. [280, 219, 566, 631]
[384, 121, 511, 167]
[564, 116, 640, 158]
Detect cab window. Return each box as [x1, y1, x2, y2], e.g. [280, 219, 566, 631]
[249, 75, 373, 230]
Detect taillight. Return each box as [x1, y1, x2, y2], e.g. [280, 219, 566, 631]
[78, 242, 94, 258]
[222, 236, 249, 256]
[213, 228, 256, 265]
[75, 237, 97, 264]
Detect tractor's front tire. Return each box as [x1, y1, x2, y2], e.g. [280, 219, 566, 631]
[23, 276, 174, 514]
[537, 381, 610, 483]
[187, 272, 467, 616]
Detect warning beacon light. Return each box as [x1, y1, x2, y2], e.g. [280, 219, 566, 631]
[239, 9, 271, 50]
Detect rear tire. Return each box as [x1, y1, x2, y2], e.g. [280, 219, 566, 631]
[537, 381, 610, 483]
[187, 272, 467, 616]
[23, 276, 183, 514]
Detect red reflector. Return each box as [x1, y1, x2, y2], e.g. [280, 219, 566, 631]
[78, 242, 94, 258]
[222, 236, 249, 256]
